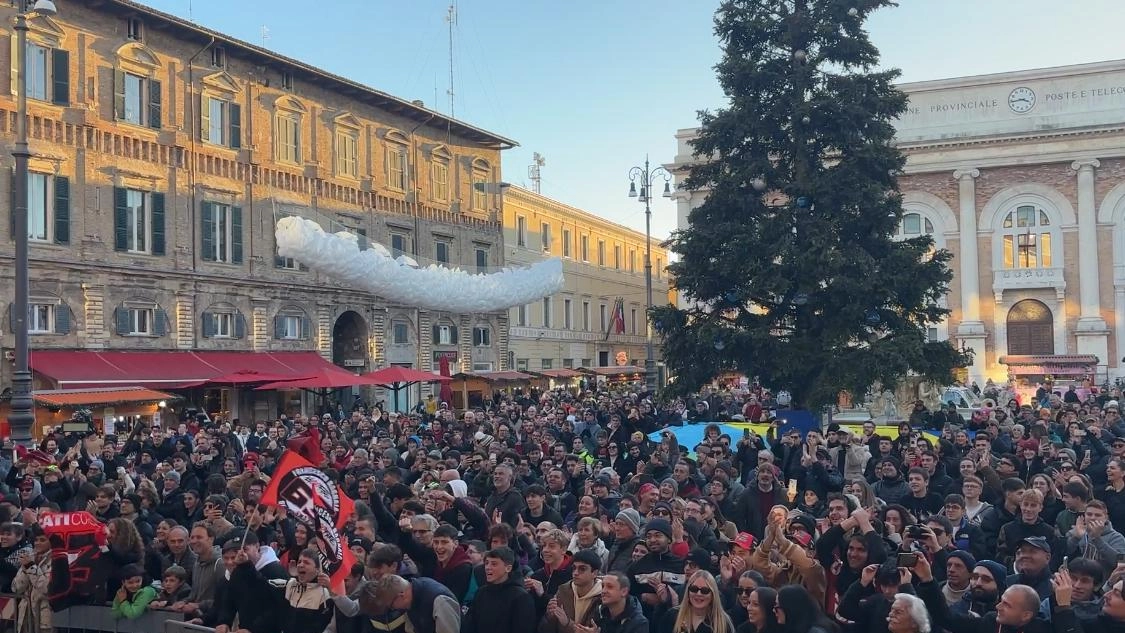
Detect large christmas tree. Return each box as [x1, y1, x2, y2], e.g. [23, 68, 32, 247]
[655, 0, 966, 409]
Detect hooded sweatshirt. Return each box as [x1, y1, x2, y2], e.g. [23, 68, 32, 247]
[461, 573, 537, 633]
[432, 545, 473, 602]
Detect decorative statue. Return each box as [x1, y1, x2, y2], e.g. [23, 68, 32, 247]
[881, 389, 898, 421]
[917, 380, 942, 412]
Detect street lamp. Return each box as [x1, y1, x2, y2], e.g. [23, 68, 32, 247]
[10, 0, 58, 446]
[627, 156, 672, 394]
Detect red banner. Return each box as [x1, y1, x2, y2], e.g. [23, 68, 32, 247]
[261, 452, 356, 590]
[42, 511, 109, 611]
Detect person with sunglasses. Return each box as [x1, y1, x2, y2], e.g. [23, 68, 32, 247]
[657, 570, 734, 633]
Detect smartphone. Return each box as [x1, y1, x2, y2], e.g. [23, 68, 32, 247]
[1061, 556, 1069, 571]
[897, 552, 919, 568]
[743, 428, 751, 439]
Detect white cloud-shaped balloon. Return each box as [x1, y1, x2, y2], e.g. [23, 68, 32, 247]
[276, 216, 564, 312]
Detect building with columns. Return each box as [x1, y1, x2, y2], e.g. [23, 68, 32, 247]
[672, 59, 1125, 386]
[0, 0, 514, 431]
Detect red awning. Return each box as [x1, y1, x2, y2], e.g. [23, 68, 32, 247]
[362, 366, 451, 386]
[33, 387, 176, 407]
[30, 350, 343, 390]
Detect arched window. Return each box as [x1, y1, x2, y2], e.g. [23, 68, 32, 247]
[1001, 205, 1053, 269]
[897, 212, 933, 238]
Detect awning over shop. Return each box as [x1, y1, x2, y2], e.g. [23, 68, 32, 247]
[33, 387, 176, 407]
[452, 371, 537, 382]
[998, 354, 1098, 376]
[30, 350, 343, 390]
[534, 368, 583, 379]
[581, 365, 647, 376]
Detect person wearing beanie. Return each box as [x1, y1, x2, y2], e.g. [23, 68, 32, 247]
[605, 509, 643, 574]
[624, 517, 684, 620]
[948, 559, 1007, 616]
[941, 550, 977, 607]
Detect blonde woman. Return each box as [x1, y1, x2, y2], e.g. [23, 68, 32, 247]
[657, 570, 734, 633]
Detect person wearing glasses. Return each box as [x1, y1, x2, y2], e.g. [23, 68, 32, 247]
[656, 570, 734, 633]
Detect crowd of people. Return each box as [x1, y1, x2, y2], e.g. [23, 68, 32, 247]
[1, 381, 1124, 633]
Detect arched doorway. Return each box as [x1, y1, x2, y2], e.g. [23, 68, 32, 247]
[332, 310, 369, 370]
[1007, 299, 1054, 355]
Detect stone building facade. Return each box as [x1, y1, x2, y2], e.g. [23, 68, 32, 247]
[671, 59, 1125, 386]
[503, 186, 671, 372]
[0, 0, 515, 418]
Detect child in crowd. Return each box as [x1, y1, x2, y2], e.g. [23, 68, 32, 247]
[111, 564, 156, 619]
[149, 565, 191, 609]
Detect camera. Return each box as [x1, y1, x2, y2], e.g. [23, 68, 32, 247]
[905, 525, 925, 539]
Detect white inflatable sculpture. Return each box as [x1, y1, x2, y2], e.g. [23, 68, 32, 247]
[275, 216, 564, 312]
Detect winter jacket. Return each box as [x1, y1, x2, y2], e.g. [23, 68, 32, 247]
[871, 474, 910, 506]
[747, 535, 826, 607]
[604, 536, 641, 575]
[592, 597, 649, 633]
[1064, 523, 1125, 573]
[112, 585, 157, 619]
[460, 574, 537, 633]
[798, 462, 844, 500]
[12, 553, 51, 631]
[977, 503, 1018, 553]
[484, 487, 527, 527]
[949, 518, 989, 562]
[917, 578, 1053, 633]
[830, 443, 871, 481]
[538, 580, 602, 633]
[995, 517, 1059, 567]
[732, 484, 785, 539]
[217, 560, 284, 633]
[274, 578, 333, 633]
[837, 579, 915, 633]
[656, 606, 734, 633]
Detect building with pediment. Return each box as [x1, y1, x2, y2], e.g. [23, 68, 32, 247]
[671, 59, 1125, 387]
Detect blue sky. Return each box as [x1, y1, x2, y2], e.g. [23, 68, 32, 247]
[142, 0, 1125, 241]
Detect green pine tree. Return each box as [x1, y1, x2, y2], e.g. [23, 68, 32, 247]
[654, 0, 967, 409]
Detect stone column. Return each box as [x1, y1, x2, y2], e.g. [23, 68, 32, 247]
[953, 168, 986, 383]
[1073, 159, 1109, 375]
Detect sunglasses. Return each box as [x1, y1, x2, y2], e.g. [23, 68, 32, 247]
[687, 585, 712, 595]
[654, 509, 671, 516]
[736, 587, 756, 595]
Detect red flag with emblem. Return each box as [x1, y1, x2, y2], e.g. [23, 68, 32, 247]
[261, 451, 355, 590]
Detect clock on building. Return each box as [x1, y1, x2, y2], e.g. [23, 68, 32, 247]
[1008, 87, 1036, 113]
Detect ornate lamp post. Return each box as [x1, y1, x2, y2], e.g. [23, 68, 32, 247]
[10, 0, 59, 445]
[627, 156, 671, 393]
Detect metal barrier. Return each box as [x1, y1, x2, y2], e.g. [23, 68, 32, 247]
[0, 595, 191, 633]
[162, 621, 214, 633]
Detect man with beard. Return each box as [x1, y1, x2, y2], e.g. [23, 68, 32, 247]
[912, 555, 1050, 633]
[604, 509, 643, 574]
[950, 559, 1006, 616]
[732, 467, 784, 538]
[484, 465, 527, 526]
[872, 459, 910, 506]
[625, 519, 684, 619]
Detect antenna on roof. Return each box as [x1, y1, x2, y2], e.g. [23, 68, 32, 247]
[529, 153, 546, 194]
[445, 2, 456, 119]
[261, 25, 270, 47]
